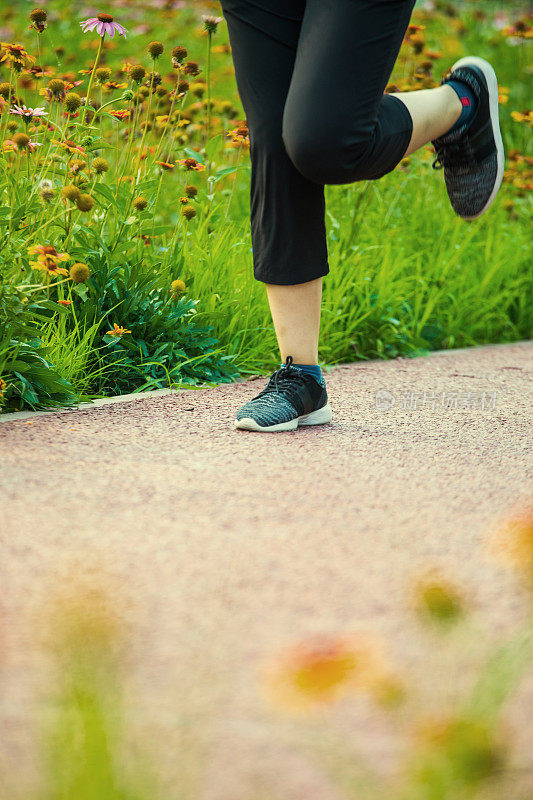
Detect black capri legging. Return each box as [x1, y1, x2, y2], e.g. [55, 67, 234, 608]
[220, 0, 417, 285]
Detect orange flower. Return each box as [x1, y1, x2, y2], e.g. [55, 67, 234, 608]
[488, 503, 533, 581]
[227, 122, 250, 148]
[0, 42, 35, 72]
[511, 110, 533, 127]
[502, 20, 533, 40]
[108, 109, 130, 120]
[177, 157, 205, 171]
[28, 244, 70, 276]
[261, 634, 388, 713]
[105, 323, 131, 337]
[53, 139, 86, 155]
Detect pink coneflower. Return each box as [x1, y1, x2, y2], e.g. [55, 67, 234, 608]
[10, 104, 48, 119]
[80, 13, 128, 39]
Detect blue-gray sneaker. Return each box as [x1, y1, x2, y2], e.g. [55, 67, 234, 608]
[235, 356, 332, 432]
[432, 56, 505, 220]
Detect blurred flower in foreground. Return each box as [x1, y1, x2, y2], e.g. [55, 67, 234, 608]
[511, 110, 533, 128]
[412, 715, 506, 789]
[488, 502, 533, 585]
[43, 581, 123, 667]
[261, 634, 393, 713]
[412, 571, 465, 627]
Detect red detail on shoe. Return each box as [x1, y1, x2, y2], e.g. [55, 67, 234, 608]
[461, 97, 471, 107]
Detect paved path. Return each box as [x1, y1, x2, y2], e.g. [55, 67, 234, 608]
[1, 343, 532, 799]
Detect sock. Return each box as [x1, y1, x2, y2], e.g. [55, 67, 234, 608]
[283, 362, 325, 386]
[445, 78, 477, 135]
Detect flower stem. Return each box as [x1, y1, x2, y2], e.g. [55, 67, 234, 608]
[80, 34, 105, 127]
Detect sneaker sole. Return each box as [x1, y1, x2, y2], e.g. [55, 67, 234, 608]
[450, 56, 505, 220]
[234, 402, 333, 432]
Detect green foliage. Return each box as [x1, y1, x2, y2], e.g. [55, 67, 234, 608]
[0, 0, 531, 412]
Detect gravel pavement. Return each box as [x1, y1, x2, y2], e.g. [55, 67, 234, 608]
[1, 342, 532, 799]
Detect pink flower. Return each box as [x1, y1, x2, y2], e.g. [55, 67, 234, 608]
[80, 12, 128, 39]
[3, 138, 42, 153]
[10, 104, 48, 119]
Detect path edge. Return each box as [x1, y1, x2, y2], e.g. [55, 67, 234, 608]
[1, 340, 530, 423]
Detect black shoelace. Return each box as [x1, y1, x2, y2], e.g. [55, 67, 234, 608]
[257, 355, 307, 399]
[432, 139, 468, 171]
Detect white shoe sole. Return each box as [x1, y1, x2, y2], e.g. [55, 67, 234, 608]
[450, 56, 505, 220]
[234, 402, 333, 432]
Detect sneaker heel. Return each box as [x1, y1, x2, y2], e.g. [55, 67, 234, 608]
[298, 403, 333, 426]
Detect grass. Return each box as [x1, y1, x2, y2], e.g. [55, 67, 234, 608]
[0, 0, 531, 411]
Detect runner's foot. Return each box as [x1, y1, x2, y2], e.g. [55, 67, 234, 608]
[432, 56, 505, 220]
[235, 356, 332, 432]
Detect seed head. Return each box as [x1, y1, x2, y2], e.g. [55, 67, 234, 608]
[13, 132, 30, 148]
[147, 41, 164, 59]
[181, 205, 196, 220]
[95, 67, 111, 84]
[133, 196, 148, 211]
[190, 81, 205, 97]
[39, 185, 54, 202]
[129, 64, 145, 84]
[30, 8, 47, 23]
[97, 13, 114, 23]
[183, 61, 200, 77]
[92, 157, 109, 174]
[7, 120, 18, 133]
[64, 92, 81, 113]
[69, 159, 87, 175]
[171, 279, 186, 294]
[75, 193, 94, 212]
[47, 78, 65, 96]
[219, 100, 234, 115]
[172, 46, 187, 63]
[69, 262, 90, 283]
[147, 71, 162, 89]
[184, 184, 198, 197]
[62, 184, 81, 202]
[0, 83, 14, 100]
[177, 79, 189, 94]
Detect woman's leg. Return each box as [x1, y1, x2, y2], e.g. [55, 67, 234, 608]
[220, 1, 327, 366]
[265, 277, 322, 365]
[390, 85, 462, 156]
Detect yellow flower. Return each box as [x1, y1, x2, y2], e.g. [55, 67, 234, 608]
[488, 503, 533, 583]
[0, 42, 35, 73]
[498, 87, 509, 105]
[511, 110, 533, 127]
[28, 245, 70, 276]
[411, 571, 465, 626]
[412, 715, 505, 787]
[106, 323, 131, 337]
[0, 377, 7, 397]
[261, 634, 387, 713]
